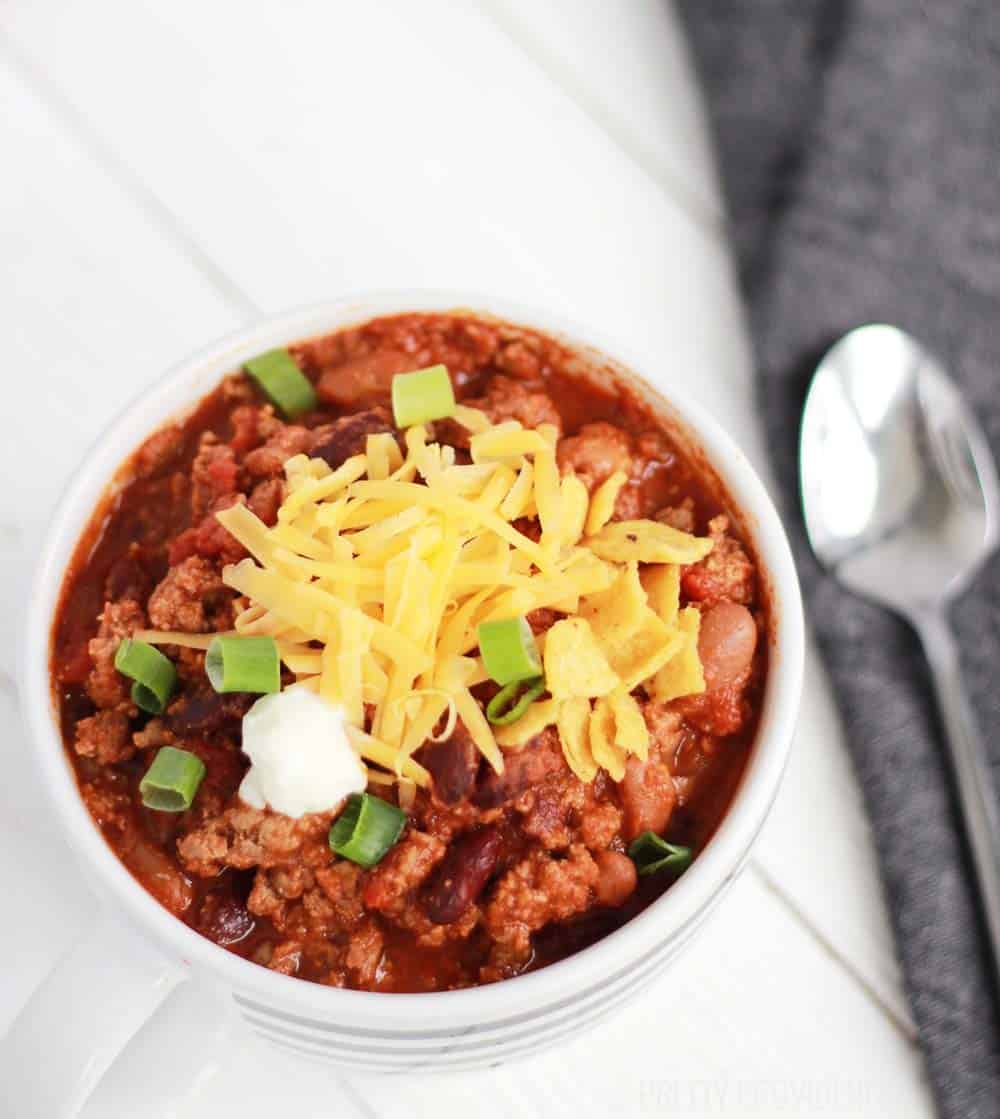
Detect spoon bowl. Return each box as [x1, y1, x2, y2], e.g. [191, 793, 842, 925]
[801, 322, 999, 613]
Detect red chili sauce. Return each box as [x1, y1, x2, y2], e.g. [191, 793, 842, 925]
[51, 313, 767, 991]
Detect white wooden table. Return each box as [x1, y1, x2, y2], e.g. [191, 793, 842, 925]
[0, 2, 934, 1114]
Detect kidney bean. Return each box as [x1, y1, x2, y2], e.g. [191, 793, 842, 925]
[423, 826, 502, 925]
[593, 850, 638, 908]
[310, 408, 396, 470]
[197, 891, 255, 946]
[698, 602, 757, 691]
[165, 689, 254, 735]
[417, 725, 480, 805]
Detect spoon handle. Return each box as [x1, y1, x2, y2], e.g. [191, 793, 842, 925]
[915, 609, 1000, 982]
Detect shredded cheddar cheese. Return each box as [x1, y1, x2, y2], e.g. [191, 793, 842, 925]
[585, 471, 628, 536]
[138, 378, 715, 788]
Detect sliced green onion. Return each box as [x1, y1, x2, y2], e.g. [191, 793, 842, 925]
[245, 348, 317, 419]
[329, 793, 406, 868]
[206, 635, 280, 694]
[477, 615, 541, 686]
[627, 831, 693, 878]
[140, 746, 206, 812]
[486, 677, 546, 725]
[391, 364, 455, 428]
[114, 638, 177, 714]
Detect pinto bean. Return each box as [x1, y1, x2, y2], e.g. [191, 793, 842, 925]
[122, 829, 194, 916]
[620, 756, 677, 841]
[556, 422, 632, 491]
[417, 724, 479, 805]
[316, 351, 416, 407]
[698, 602, 757, 691]
[423, 826, 502, 924]
[593, 850, 638, 908]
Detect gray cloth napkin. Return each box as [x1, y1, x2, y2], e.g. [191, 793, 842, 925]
[675, 2, 1000, 1115]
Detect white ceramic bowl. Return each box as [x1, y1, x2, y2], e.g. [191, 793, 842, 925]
[11, 293, 803, 1114]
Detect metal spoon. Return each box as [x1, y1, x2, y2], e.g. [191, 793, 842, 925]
[800, 322, 1000, 981]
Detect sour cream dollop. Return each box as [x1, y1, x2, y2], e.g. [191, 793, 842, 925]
[238, 688, 366, 817]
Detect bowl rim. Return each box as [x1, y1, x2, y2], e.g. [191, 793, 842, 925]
[20, 289, 804, 1025]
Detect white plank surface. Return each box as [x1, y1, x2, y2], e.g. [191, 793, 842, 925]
[481, 0, 724, 229]
[0, 51, 246, 1034]
[81, 874, 930, 1119]
[0, 0, 931, 1112]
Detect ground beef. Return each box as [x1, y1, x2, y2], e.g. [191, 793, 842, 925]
[630, 430, 673, 479]
[314, 861, 367, 926]
[190, 435, 240, 519]
[362, 830, 445, 918]
[247, 478, 284, 525]
[412, 904, 481, 949]
[674, 680, 752, 737]
[517, 773, 585, 850]
[86, 599, 146, 710]
[346, 918, 385, 987]
[267, 940, 303, 976]
[228, 403, 267, 454]
[248, 864, 316, 929]
[242, 422, 313, 478]
[304, 882, 350, 940]
[495, 338, 543, 380]
[466, 375, 562, 434]
[168, 493, 248, 567]
[473, 727, 565, 809]
[682, 515, 755, 606]
[246, 872, 292, 926]
[643, 702, 685, 760]
[578, 795, 624, 851]
[132, 717, 176, 751]
[526, 607, 559, 634]
[173, 646, 209, 685]
[177, 804, 334, 877]
[74, 709, 134, 764]
[483, 844, 599, 964]
[655, 498, 697, 533]
[147, 556, 233, 632]
[221, 372, 258, 405]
